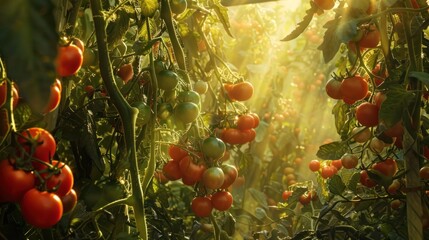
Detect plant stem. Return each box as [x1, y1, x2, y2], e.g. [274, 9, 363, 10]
[89, 0, 147, 239]
[402, 8, 423, 240]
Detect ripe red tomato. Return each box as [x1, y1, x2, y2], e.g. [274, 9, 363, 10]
[372, 158, 398, 177]
[211, 191, 233, 211]
[229, 81, 254, 101]
[57, 44, 83, 77]
[201, 137, 226, 159]
[308, 159, 321, 172]
[222, 128, 242, 145]
[237, 114, 255, 130]
[420, 166, 429, 179]
[360, 170, 377, 188]
[20, 189, 63, 228]
[179, 156, 206, 182]
[249, 113, 260, 128]
[240, 129, 256, 143]
[341, 154, 359, 169]
[191, 196, 213, 217]
[299, 193, 312, 205]
[61, 189, 77, 214]
[313, 0, 335, 10]
[331, 159, 342, 170]
[42, 161, 74, 197]
[220, 164, 238, 189]
[374, 92, 386, 108]
[17, 128, 56, 165]
[168, 145, 188, 161]
[162, 160, 182, 181]
[202, 167, 225, 189]
[359, 27, 380, 48]
[282, 190, 293, 201]
[0, 159, 35, 202]
[371, 64, 387, 87]
[340, 76, 368, 101]
[321, 165, 336, 179]
[44, 83, 61, 113]
[325, 78, 343, 100]
[117, 63, 134, 83]
[356, 102, 379, 127]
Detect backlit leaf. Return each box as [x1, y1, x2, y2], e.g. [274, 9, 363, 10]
[281, 3, 317, 41]
[141, 0, 159, 18]
[318, 18, 342, 63]
[316, 141, 348, 160]
[328, 175, 346, 195]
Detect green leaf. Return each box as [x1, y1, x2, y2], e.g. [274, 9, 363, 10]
[328, 175, 346, 195]
[346, 172, 360, 193]
[140, 0, 159, 18]
[318, 18, 342, 63]
[332, 100, 352, 139]
[248, 188, 268, 210]
[379, 84, 414, 128]
[281, 4, 316, 41]
[0, 0, 58, 112]
[410, 71, 429, 88]
[212, 0, 233, 38]
[316, 141, 348, 160]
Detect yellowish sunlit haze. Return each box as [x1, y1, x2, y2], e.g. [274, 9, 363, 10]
[223, 1, 339, 192]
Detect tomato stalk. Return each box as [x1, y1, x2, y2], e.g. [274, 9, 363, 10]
[140, 19, 157, 194]
[401, 9, 424, 240]
[160, 0, 187, 72]
[89, 0, 147, 239]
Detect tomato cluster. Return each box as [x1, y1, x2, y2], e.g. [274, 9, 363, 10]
[160, 137, 237, 218]
[0, 127, 77, 229]
[219, 113, 259, 145]
[308, 159, 343, 179]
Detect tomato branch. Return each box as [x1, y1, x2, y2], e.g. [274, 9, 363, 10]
[89, 0, 147, 239]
